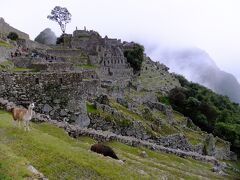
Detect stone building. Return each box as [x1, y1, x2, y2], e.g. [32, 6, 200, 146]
[59, 28, 134, 86]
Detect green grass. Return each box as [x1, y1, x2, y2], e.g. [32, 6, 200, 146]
[75, 64, 97, 69]
[152, 110, 167, 120]
[0, 143, 32, 179]
[0, 110, 239, 179]
[215, 137, 227, 148]
[0, 61, 36, 72]
[159, 124, 179, 135]
[0, 40, 12, 48]
[0, 60, 14, 71]
[86, 102, 97, 113]
[183, 128, 205, 145]
[12, 67, 34, 72]
[110, 100, 143, 122]
[173, 111, 187, 123]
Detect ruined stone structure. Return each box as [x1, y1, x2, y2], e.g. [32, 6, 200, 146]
[0, 17, 29, 39]
[0, 46, 14, 62]
[31, 62, 74, 72]
[60, 29, 133, 86]
[0, 71, 100, 126]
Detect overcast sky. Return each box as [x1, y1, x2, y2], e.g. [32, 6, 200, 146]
[1, 0, 240, 82]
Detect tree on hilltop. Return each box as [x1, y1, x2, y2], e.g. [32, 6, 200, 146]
[47, 6, 71, 34]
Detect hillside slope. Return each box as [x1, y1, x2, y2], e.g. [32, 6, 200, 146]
[1, 110, 239, 179]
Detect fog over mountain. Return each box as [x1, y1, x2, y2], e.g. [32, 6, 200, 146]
[147, 46, 240, 104]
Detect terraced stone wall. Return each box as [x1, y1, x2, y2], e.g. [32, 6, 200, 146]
[0, 72, 100, 126]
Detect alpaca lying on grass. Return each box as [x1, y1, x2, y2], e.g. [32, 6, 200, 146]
[11, 102, 35, 131]
[90, 143, 119, 160]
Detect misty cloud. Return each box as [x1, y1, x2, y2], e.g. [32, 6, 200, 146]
[147, 45, 240, 103]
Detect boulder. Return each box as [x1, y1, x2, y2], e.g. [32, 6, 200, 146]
[95, 94, 109, 105]
[34, 28, 57, 45]
[42, 104, 53, 113]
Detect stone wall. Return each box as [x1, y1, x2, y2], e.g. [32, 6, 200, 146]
[0, 17, 29, 39]
[46, 49, 88, 65]
[47, 49, 83, 57]
[155, 134, 203, 154]
[25, 40, 49, 50]
[98, 67, 133, 81]
[144, 101, 175, 124]
[0, 71, 100, 126]
[31, 62, 74, 71]
[0, 46, 14, 62]
[11, 56, 32, 68]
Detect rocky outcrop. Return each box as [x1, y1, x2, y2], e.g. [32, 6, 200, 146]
[144, 101, 175, 124]
[91, 101, 202, 154]
[0, 46, 14, 62]
[0, 17, 29, 39]
[155, 134, 203, 154]
[34, 28, 57, 45]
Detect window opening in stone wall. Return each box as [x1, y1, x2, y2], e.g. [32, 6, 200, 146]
[108, 67, 113, 76]
[35, 78, 39, 84]
[59, 78, 63, 84]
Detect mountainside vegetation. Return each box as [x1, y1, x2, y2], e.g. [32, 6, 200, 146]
[168, 75, 240, 153]
[124, 43, 144, 73]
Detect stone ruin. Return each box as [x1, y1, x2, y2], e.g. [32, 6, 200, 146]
[58, 28, 134, 86]
[0, 71, 100, 126]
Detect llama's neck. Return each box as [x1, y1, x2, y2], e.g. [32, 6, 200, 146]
[27, 107, 33, 118]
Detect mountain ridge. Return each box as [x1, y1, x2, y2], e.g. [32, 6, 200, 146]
[152, 47, 240, 103]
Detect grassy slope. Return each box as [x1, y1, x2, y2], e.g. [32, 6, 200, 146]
[0, 40, 12, 48]
[0, 110, 238, 179]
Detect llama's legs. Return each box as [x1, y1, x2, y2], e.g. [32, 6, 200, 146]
[18, 120, 21, 129]
[24, 121, 28, 131]
[12, 119, 16, 127]
[26, 121, 30, 131]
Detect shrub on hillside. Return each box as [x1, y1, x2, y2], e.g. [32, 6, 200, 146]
[56, 35, 64, 44]
[7, 32, 19, 41]
[168, 74, 240, 153]
[124, 43, 144, 73]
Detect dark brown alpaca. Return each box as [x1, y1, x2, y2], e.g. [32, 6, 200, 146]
[90, 143, 119, 160]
